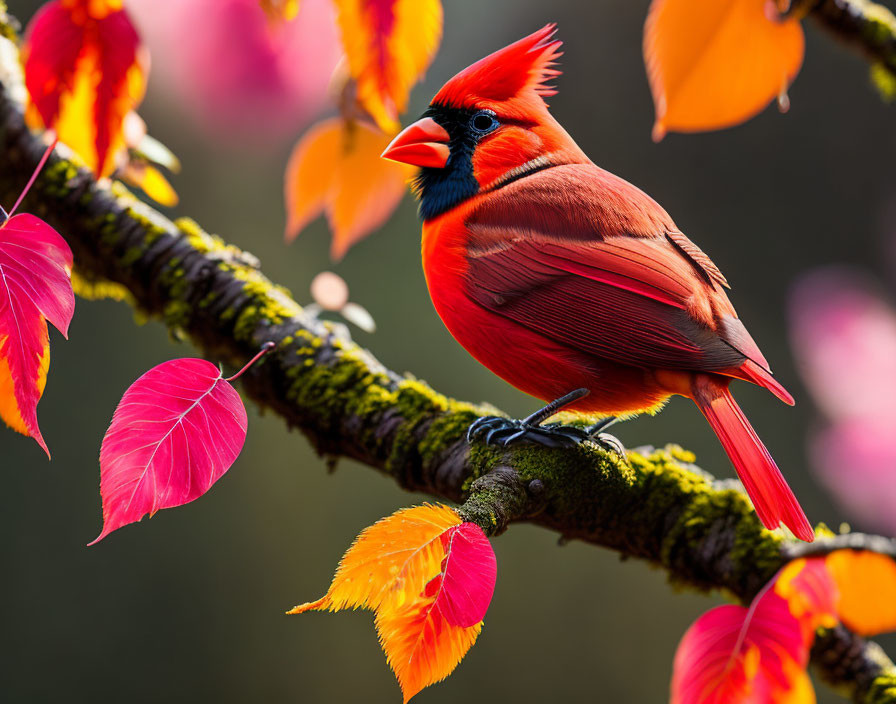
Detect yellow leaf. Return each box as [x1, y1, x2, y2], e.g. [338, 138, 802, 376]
[333, 0, 442, 132]
[826, 550, 896, 636]
[284, 118, 414, 260]
[122, 163, 179, 207]
[376, 599, 481, 703]
[643, 0, 804, 139]
[259, 0, 300, 22]
[288, 503, 460, 615]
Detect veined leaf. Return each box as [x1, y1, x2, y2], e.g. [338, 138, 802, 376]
[434, 522, 497, 628]
[672, 556, 847, 704]
[284, 118, 413, 260]
[289, 503, 461, 614]
[774, 558, 839, 645]
[826, 550, 896, 636]
[0, 214, 74, 457]
[91, 357, 250, 543]
[376, 597, 481, 703]
[333, 0, 442, 132]
[671, 591, 814, 704]
[24, 0, 148, 177]
[290, 505, 497, 701]
[644, 0, 804, 140]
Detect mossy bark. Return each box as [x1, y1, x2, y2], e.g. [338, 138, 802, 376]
[1, 11, 895, 702]
[792, 0, 896, 99]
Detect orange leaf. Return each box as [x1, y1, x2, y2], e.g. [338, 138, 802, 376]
[0, 335, 49, 439]
[24, 0, 148, 177]
[284, 118, 414, 260]
[643, 0, 804, 140]
[333, 0, 442, 131]
[826, 550, 896, 636]
[288, 503, 461, 615]
[289, 504, 494, 701]
[376, 598, 481, 703]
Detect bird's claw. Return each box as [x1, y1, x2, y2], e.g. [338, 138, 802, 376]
[468, 416, 586, 448]
[591, 432, 626, 457]
[467, 415, 626, 455]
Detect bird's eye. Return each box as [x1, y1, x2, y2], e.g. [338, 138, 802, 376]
[470, 110, 499, 135]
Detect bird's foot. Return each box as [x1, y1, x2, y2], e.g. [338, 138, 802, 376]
[467, 416, 592, 448]
[467, 389, 626, 455]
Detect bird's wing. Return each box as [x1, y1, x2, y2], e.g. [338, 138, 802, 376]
[462, 164, 751, 373]
[665, 230, 730, 289]
[464, 235, 745, 372]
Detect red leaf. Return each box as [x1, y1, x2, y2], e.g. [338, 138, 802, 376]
[435, 522, 497, 628]
[0, 214, 74, 456]
[773, 557, 838, 646]
[91, 358, 248, 543]
[24, 0, 148, 177]
[671, 589, 814, 703]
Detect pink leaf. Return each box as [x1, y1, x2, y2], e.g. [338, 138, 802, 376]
[671, 590, 811, 704]
[126, 0, 339, 144]
[789, 269, 896, 422]
[91, 358, 248, 543]
[0, 214, 74, 335]
[434, 522, 497, 628]
[811, 420, 896, 535]
[0, 213, 74, 456]
[789, 268, 896, 533]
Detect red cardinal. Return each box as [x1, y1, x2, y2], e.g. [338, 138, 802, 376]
[382, 26, 813, 542]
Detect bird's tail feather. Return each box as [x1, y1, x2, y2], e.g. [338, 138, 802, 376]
[691, 374, 814, 542]
[738, 359, 795, 406]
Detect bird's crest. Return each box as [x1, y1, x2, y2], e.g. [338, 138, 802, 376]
[432, 25, 563, 109]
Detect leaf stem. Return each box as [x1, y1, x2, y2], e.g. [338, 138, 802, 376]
[7, 134, 58, 219]
[225, 342, 276, 382]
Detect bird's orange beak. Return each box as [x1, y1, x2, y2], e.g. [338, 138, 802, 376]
[382, 117, 450, 169]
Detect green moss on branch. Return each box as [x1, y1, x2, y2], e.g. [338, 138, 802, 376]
[794, 0, 896, 99]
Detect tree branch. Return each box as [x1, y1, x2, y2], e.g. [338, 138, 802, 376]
[0, 6, 894, 701]
[796, 0, 896, 99]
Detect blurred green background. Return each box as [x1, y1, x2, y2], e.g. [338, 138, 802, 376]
[3, 0, 896, 702]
